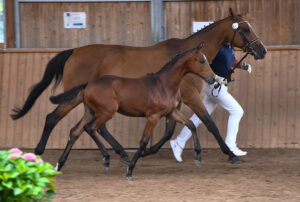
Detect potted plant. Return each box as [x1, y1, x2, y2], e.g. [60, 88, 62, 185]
[0, 148, 60, 202]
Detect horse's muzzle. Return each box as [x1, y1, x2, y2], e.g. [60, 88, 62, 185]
[252, 44, 267, 60]
[206, 76, 216, 85]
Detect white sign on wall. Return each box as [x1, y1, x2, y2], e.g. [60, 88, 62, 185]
[192, 21, 213, 33]
[64, 12, 86, 29]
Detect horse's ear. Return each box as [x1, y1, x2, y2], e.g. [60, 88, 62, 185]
[196, 42, 204, 51]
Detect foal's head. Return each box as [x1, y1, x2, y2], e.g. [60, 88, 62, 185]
[228, 8, 267, 60]
[185, 43, 216, 84]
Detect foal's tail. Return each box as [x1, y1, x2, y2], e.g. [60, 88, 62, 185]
[10, 49, 74, 120]
[50, 84, 87, 105]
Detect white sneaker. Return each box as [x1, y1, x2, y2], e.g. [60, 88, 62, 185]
[229, 146, 247, 156]
[170, 140, 183, 162]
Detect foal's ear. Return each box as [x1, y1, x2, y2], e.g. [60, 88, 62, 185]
[229, 8, 235, 19]
[196, 42, 204, 51]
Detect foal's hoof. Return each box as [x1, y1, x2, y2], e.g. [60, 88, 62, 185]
[121, 156, 130, 165]
[228, 156, 241, 164]
[102, 165, 109, 171]
[194, 160, 201, 167]
[102, 161, 110, 171]
[126, 175, 133, 181]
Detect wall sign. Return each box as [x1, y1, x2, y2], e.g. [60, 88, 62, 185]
[64, 12, 86, 29]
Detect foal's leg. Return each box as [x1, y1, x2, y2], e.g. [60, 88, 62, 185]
[168, 109, 202, 165]
[85, 121, 110, 170]
[97, 125, 130, 165]
[126, 115, 159, 180]
[141, 103, 182, 157]
[35, 101, 81, 155]
[140, 118, 176, 157]
[55, 109, 110, 171]
[35, 100, 128, 164]
[55, 117, 86, 171]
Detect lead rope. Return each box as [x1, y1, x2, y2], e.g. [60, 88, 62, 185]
[211, 52, 249, 97]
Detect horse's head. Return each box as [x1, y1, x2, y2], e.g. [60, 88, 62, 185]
[187, 42, 216, 84]
[228, 8, 267, 60]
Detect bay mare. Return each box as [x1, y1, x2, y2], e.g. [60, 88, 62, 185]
[51, 44, 218, 179]
[11, 9, 266, 165]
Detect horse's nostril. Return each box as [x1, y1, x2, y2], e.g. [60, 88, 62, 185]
[263, 49, 267, 55]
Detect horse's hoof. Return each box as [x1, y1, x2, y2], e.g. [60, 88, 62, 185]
[228, 156, 241, 164]
[121, 156, 130, 165]
[34, 148, 44, 155]
[54, 163, 60, 171]
[194, 160, 201, 167]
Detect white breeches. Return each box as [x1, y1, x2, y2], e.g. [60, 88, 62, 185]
[176, 82, 244, 149]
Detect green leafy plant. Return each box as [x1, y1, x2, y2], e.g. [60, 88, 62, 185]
[0, 148, 60, 202]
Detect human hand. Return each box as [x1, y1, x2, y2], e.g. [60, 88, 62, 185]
[241, 62, 252, 74]
[215, 75, 227, 85]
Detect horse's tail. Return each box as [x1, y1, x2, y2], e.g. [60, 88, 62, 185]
[50, 83, 87, 105]
[10, 49, 74, 120]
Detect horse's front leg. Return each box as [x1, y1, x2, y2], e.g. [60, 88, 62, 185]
[168, 109, 202, 165]
[180, 80, 240, 163]
[186, 100, 240, 163]
[126, 116, 159, 180]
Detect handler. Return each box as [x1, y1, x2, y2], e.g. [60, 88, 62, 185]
[170, 43, 251, 162]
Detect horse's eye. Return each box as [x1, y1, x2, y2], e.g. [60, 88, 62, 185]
[199, 60, 205, 64]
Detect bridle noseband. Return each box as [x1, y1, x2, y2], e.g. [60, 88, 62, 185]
[230, 21, 260, 54]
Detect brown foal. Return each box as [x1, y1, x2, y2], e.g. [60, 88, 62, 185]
[50, 43, 219, 179]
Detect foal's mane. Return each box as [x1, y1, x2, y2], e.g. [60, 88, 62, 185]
[153, 48, 195, 76]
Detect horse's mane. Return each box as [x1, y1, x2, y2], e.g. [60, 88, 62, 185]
[185, 16, 230, 40]
[185, 14, 242, 40]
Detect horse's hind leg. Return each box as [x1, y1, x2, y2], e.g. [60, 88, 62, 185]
[97, 125, 130, 165]
[168, 109, 202, 165]
[140, 118, 176, 157]
[35, 101, 81, 155]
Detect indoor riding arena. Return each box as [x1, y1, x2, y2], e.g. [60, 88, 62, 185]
[0, 0, 300, 201]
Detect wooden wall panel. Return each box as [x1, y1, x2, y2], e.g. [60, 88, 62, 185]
[164, 0, 300, 45]
[19, 2, 151, 48]
[0, 48, 300, 149]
